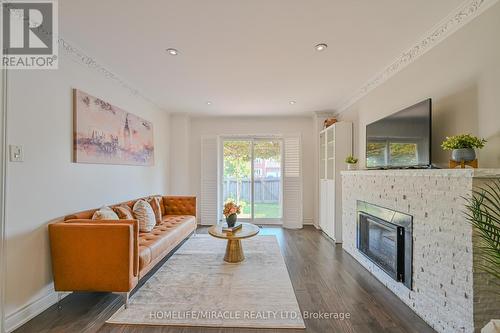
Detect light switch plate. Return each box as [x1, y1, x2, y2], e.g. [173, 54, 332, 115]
[9, 145, 24, 162]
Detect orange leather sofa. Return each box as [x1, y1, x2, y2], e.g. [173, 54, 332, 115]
[48, 196, 196, 303]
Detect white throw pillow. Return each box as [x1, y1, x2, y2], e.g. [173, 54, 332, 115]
[133, 199, 156, 232]
[92, 206, 119, 220]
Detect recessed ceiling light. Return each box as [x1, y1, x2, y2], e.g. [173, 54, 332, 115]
[166, 48, 179, 56]
[206, 101, 212, 105]
[289, 101, 296, 105]
[315, 43, 328, 51]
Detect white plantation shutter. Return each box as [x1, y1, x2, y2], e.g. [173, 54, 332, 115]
[200, 135, 218, 225]
[282, 135, 303, 229]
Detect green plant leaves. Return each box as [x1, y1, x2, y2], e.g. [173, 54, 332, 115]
[464, 180, 500, 291]
[441, 134, 487, 150]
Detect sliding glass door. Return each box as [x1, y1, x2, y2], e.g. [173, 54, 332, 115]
[253, 140, 282, 219]
[222, 138, 282, 223]
[222, 140, 252, 219]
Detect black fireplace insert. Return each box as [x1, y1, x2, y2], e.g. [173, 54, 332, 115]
[357, 201, 413, 289]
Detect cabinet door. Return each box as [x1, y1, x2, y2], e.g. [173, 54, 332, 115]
[319, 180, 327, 230]
[326, 128, 335, 180]
[327, 180, 336, 240]
[319, 132, 326, 179]
[321, 180, 334, 238]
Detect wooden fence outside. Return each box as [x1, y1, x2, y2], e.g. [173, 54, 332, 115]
[223, 177, 281, 203]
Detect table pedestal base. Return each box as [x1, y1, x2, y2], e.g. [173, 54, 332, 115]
[224, 239, 244, 263]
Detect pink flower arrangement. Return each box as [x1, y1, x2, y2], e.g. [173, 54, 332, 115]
[223, 201, 241, 218]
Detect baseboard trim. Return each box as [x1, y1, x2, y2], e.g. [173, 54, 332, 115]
[5, 287, 69, 333]
[201, 220, 314, 227]
[303, 218, 314, 225]
[320, 230, 336, 244]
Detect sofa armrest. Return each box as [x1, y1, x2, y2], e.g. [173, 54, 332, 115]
[163, 196, 196, 216]
[48, 219, 139, 292]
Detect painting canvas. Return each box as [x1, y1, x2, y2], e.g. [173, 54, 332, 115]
[73, 89, 154, 166]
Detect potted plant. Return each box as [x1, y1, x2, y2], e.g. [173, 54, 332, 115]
[441, 134, 487, 162]
[223, 200, 241, 227]
[345, 155, 358, 170]
[464, 180, 500, 329]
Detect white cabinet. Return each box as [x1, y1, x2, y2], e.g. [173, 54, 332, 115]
[320, 179, 335, 237]
[318, 122, 352, 243]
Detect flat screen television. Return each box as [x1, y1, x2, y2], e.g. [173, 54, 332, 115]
[366, 99, 431, 169]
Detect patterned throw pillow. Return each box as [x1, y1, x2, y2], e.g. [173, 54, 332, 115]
[92, 206, 119, 220]
[157, 196, 165, 215]
[113, 205, 134, 220]
[147, 196, 162, 225]
[133, 199, 156, 232]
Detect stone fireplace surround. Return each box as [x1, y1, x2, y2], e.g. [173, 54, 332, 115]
[341, 169, 500, 333]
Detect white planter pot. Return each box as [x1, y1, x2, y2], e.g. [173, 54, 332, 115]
[347, 164, 357, 170]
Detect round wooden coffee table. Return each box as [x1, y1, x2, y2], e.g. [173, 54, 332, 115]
[208, 222, 260, 263]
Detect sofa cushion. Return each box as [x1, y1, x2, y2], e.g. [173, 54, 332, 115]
[133, 200, 156, 232]
[92, 206, 119, 220]
[138, 215, 196, 272]
[138, 244, 152, 270]
[113, 205, 134, 220]
[158, 196, 166, 216]
[162, 215, 196, 227]
[147, 196, 162, 225]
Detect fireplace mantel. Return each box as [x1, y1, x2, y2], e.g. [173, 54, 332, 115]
[341, 169, 500, 333]
[342, 168, 500, 178]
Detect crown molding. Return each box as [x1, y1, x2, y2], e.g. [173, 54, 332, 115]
[313, 110, 336, 117]
[336, 0, 499, 114]
[58, 38, 162, 109]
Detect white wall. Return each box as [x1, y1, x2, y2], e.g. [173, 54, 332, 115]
[169, 114, 191, 195]
[338, 2, 500, 168]
[171, 116, 315, 225]
[4, 50, 170, 330]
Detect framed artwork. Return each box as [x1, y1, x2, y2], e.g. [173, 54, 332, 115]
[73, 89, 154, 166]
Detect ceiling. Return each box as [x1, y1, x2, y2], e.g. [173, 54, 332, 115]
[60, 0, 464, 116]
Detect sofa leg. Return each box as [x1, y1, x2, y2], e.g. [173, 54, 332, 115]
[119, 292, 130, 309]
[57, 292, 63, 310]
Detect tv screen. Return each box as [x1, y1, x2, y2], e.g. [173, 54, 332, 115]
[366, 99, 431, 169]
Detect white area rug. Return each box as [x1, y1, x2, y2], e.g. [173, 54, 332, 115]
[107, 235, 305, 329]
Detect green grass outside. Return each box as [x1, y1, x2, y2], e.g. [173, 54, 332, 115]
[241, 202, 281, 219]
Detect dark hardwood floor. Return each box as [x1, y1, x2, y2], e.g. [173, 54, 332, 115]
[15, 226, 434, 333]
